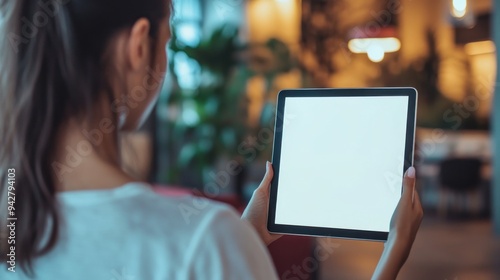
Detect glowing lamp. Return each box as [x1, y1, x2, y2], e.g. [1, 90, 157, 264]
[347, 26, 400, 63]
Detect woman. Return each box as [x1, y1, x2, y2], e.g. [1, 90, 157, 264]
[0, 0, 423, 279]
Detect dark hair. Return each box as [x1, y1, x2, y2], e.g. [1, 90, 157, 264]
[0, 0, 168, 275]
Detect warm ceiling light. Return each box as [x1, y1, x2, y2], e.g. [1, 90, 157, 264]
[348, 37, 401, 54]
[452, 0, 467, 18]
[464, 40, 496, 56]
[347, 26, 400, 63]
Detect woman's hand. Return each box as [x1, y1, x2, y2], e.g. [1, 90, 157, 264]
[372, 166, 423, 280]
[241, 161, 283, 246]
[388, 166, 424, 249]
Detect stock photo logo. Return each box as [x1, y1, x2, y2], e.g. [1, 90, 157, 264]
[383, 157, 411, 195]
[442, 79, 494, 130]
[8, 0, 71, 54]
[281, 239, 340, 280]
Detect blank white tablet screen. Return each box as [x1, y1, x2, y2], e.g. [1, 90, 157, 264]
[275, 96, 409, 232]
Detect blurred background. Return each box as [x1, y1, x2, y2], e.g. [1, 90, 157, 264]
[122, 0, 500, 279]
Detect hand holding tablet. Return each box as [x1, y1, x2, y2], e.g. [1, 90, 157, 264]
[267, 87, 418, 241]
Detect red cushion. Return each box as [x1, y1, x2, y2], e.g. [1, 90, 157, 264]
[268, 235, 315, 279]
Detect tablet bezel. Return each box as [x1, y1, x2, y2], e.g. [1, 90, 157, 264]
[267, 87, 418, 241]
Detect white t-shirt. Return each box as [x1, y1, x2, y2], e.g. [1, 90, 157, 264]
[1, 183, 277, 279]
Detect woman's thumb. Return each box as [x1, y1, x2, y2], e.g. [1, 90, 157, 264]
[257, 161, 274, 192]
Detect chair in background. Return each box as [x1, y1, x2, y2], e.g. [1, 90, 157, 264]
[438, 157, 483, 218]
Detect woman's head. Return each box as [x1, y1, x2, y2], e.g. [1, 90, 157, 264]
[0, 0, 170, 274]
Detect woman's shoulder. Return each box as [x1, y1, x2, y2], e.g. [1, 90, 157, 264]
[58, 182, 239, 234]
[143, 187, 239, 228]
[130, 184, 252, 239]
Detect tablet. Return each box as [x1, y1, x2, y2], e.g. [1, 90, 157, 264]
[267, 87, 417, 241]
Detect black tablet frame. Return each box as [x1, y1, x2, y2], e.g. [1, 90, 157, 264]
[267, 87, 418, 241]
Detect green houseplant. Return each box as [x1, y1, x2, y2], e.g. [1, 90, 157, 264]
[157, 24, 299, 191]
[159, 25, 246, 187]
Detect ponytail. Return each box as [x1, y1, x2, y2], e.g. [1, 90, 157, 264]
[0, 0, 168, 275]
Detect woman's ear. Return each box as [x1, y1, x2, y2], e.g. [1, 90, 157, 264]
[127, 18, 151, 71]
